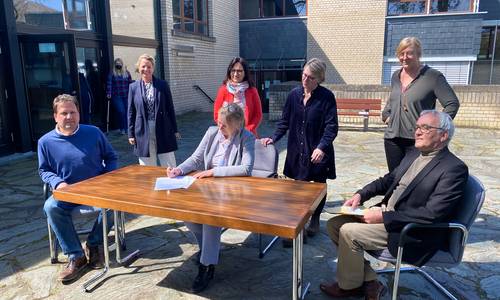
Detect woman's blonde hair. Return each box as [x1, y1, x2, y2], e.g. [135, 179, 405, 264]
[218, 103, 245, 129]
[303, 58, 326, 83]
[396, 37, 423, 59]
[135, 54, 155, 73]
[113, 58, 127, 77]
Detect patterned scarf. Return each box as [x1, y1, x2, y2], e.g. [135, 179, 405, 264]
[226, 81, 249, 109]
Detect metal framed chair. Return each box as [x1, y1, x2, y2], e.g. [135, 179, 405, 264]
[367, 174, 486, 300]
[44, 183, 126, 264]
[220, 140, 280, 258]
[251, 140, 280, 258]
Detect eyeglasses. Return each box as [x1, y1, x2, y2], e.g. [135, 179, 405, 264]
[415, 124, 443, 133]
[302, 73, 316, 81]
[231, 69, 244, 74]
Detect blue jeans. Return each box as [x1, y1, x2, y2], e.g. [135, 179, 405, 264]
[44, 196, 112, 260]
[112, 95, 128, 131]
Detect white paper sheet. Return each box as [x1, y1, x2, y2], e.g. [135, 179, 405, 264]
[154, 176, 196, 190]
[327, 206, 366, 216]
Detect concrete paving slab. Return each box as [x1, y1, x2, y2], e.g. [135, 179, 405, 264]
[0, 112, 498, 299]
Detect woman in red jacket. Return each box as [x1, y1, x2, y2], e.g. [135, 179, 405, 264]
[214, 57, 262, 137]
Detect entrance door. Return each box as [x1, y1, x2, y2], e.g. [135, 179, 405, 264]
[0, 42, 14, 155]
[19, 34, 79, 143]
[76, 46, 106, 129]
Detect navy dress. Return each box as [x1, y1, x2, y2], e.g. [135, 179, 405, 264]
[271, 85, 338, 183]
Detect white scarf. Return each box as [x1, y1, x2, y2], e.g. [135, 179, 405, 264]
[226, 81, 249, 109]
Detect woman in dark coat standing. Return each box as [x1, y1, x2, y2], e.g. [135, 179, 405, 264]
[128, 54, 180, 167]
[261, 58, 338, 244]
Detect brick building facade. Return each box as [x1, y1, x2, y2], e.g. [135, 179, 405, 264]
[307, 0, 387, 85]
[162, 0, 239, 114]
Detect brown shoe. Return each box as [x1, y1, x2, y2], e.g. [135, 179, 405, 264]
[319, 281, 364, 298]
[364, 280, 386, 300]
[59, 256, 87, 282]
[85, 243, 104, 269]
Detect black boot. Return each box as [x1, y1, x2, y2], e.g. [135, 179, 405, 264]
[306, 216, 320, 237]
[191, 264, 215, 293]
[306, 195, 326, 237]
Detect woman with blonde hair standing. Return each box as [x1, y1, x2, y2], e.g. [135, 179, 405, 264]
[382, 36, 459, 171]
[261, 58, 338, 243]
[106, 58, 132, 134]
[128, 54, 180, 167]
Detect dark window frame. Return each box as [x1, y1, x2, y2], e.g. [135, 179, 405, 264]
[239, 0, 308, 20]
[173, 0, 209, 36]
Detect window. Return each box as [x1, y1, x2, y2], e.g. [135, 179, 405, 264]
[240, 0, 307, 19]
[430, 0, 473, 13]
[471, 26, 500, 84]
[172, 0, 208, 35]
[387, 0, 427, 16]
[477, 27, 495, 60]
[387, 0, 474, 16]
[109, 0, 155, 39]
[13, 0, 96, 31]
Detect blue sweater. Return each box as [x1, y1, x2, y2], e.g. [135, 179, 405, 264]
[38, 125, 118, 189]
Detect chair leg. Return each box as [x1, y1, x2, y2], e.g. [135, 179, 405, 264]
[119, 211, 126, 251]
[415, 268, 458, 300]
[374, 250, 458, 300]
[258, 234, 279, 258]
[392, 246, 404, 300]
[47, 221, 58, 264]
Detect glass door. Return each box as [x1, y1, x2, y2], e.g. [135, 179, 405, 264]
[76, 46, 106, 128]
[0, 41, 14, 155]
[19, 34, 79, 143]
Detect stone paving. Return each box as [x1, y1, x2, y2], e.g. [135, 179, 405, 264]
[0, 112, 499, 300]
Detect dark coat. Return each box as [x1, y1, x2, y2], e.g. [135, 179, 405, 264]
[357, 147, 468, 266]
[271, 85, 338, 182]
[128, 76, 178, 156]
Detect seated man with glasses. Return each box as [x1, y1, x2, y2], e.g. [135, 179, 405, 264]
[320, 110, 468, 300]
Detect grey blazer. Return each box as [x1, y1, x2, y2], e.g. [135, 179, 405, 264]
[178, 126, 255, 177]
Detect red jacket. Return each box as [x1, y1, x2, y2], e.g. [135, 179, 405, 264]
[213, 85, 262, 137]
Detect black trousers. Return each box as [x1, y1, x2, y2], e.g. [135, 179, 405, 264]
[312, 195, 327, 221]
[384, 137, 415, 172]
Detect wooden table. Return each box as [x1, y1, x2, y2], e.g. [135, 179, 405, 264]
[54, 165, 327, 299]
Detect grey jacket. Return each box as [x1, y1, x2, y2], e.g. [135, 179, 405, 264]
[178, 126, 255, 177]
[382, 65, 460, 139]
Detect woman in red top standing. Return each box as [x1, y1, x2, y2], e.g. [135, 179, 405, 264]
[214, 57, 262, 137]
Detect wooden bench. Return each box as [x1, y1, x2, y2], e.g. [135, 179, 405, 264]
[336, 98, 382, 131]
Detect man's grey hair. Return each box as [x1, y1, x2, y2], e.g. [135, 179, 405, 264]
[420, 110, 455, 144]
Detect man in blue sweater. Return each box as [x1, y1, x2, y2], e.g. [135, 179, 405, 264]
[38, 94, 118, 283]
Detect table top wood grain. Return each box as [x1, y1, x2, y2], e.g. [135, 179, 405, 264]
[53, 165, 327, 238]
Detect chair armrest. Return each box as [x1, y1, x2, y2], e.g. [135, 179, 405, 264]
[43, 182, 52, 199]
[399, 222, 468, 247]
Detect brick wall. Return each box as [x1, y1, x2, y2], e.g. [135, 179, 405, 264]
[306, 0, 386, 84]
[161, 0, 239, 115]
[269, 83, 500, 129]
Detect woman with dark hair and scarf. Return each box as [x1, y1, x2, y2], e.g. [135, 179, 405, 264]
[213, 57, 262, 137]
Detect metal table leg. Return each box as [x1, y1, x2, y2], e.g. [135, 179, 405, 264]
[82, 207, 110, 292]
[293, 230, 310, 300]
[114, 210, 140, 265]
